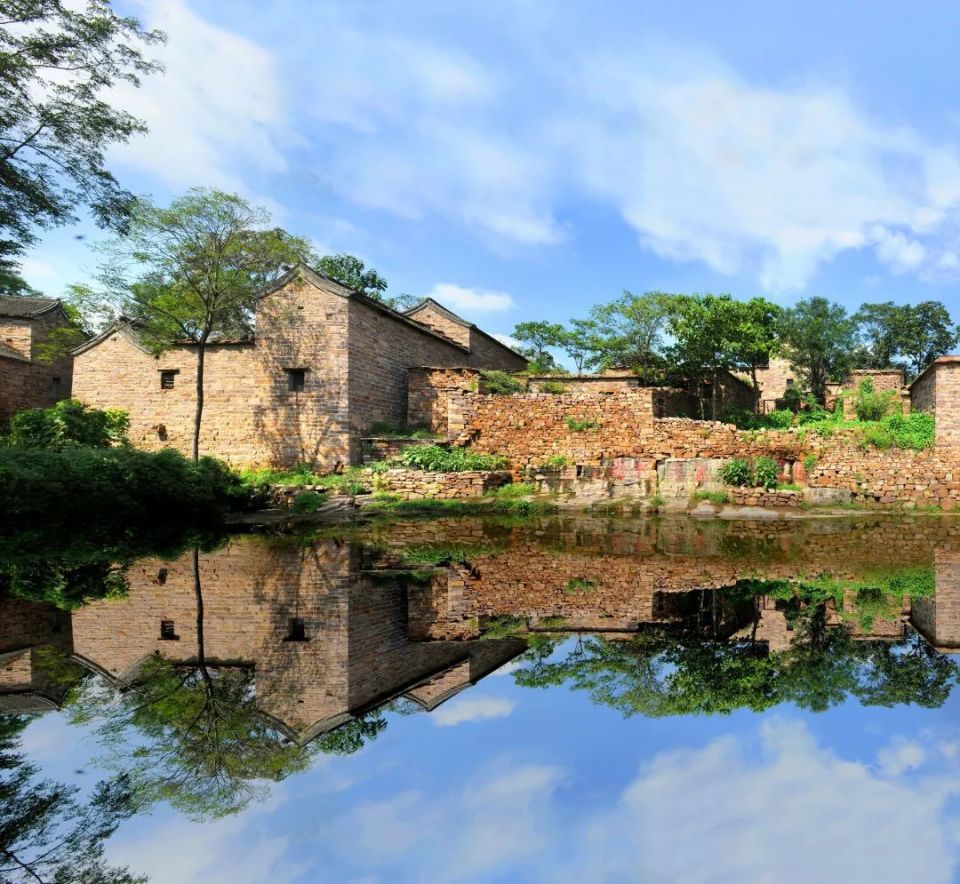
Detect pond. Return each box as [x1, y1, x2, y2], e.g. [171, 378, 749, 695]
[3, 514, 960, 882]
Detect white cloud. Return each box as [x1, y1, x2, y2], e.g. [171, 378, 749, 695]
[878, 738, 928, 776]
[108, 0, 287, 193]
[430, 695, 517, 727]
[426, 283, 516, 314]
[273, 9, 960, 287]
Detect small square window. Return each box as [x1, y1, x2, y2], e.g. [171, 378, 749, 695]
[786, 378, 795, 386]
[160, 620, 179, 641]
[160, 370, 177, 390]
[51, 376, 62, 388]
[285, 368, 306, 393]
[285, 617, 308, 642]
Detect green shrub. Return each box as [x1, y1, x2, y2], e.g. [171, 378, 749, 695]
[719, 458, 752, 487]
[853, 378, 898, 422]
[649, 494, 665, 508]
[291, 491, 326, 513]
[397, 444, 508, 472]
[539, 381, 568, 394]
[721, 407, 765, 430]
[802, 453, 817, 470]
[752, 456, 779, 490]
[479, 370, 525, 395]
[542, 454, 569, 468]
[0, 447, 249, 531]
[6, 399, 129, 449]
[765, 409, 795, 429]
[565, 415, 602, 432]
[779, 387, 804, 412]
[875, 412, 934, 450]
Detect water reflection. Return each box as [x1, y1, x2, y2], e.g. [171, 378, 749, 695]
[2, 515, 960, 879]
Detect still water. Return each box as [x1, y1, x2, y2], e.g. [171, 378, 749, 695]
[3, 514, 960, 883]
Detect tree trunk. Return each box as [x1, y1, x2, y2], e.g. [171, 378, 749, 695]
[192, 546, 212, 689]
[711, 368, 719, 420]
[192, 338, 207, 462]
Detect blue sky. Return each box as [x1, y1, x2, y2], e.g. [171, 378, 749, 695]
[19, 0, 960, 347]
[22, 639, 960, 883]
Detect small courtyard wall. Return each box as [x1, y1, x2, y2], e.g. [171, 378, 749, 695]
[371, 468, 511, 499]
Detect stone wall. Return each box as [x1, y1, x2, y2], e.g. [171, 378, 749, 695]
[0, 310, 74, 425]
[405, 373, 960, 507]
[372, 468, 511, 499]
[752, 357, 797, 413]
[911, 358, 960, 447]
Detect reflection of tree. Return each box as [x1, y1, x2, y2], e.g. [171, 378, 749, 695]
[513, 612, 960, 717]
[67, 548, 312, 820]
[313, 713, 388, 756]
[0, 715, 143, 883]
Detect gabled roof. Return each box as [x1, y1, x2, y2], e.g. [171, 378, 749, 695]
[0, 295, 67, 319]
[403, 297, 527, 361]
[0, 341, 28, 361]
[404, 297, 472, 328]
[71, 321, 154, 357]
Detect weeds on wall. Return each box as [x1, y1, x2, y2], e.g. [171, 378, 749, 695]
[565, 415, 602, 432]
[396, 444, 508, 472]
[718, 456, 780, 490]
[479, 370, 525, 395]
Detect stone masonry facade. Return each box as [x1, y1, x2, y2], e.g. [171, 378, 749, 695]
[71, 266, 526, 469]
[0, 297, 74, 425]
[407, 360, 960, 508]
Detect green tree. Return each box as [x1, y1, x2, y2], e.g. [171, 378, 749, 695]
[6, 398, 128, 449]
[852, 301, 900, 368]
[559, 318, 601, 373]
[893, 301, 957, 378]
[0, 0, 163, 289]
[316, 253, 419, 311]
[84, 188, 312, 460]
[778, 297, 856, 402]
[0, 714, 144, 883]
[512, 320, 565, 371]
[586, 290, 674, 379]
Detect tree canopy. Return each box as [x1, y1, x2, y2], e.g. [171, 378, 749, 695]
[79, 188, 313, 458]
[0, 0, 164, 293]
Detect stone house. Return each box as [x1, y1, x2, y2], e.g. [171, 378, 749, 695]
[71, 265, 526, 468]
[0, 296, 75, 425]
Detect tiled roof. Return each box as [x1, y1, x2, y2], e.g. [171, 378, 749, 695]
[0, 296, 63, 318]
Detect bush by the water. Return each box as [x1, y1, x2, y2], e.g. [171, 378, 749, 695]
[0, 447, 252, 530]
[719, 456, 780, 489]
[5, 399, 129, 449]
[396, 444, 507, 472]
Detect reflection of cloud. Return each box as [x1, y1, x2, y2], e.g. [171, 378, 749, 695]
[328, 763, 564, 881]
[431, 696, 516, 727]
[878, 737, 927, 776]
[426, 283, 516, 313]
[562, 721, 960, 884]
[107, 790, 305, 884]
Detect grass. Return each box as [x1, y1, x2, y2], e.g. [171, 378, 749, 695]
[479, 369, 525, 395]
[541, 455, 569, 469]
[395, 444, 508, 472]
[565, 577, 599, 592]
[492, 482, 536, 498]
[367, 422, 437, 439]
[364, 494, 558, 518]
[565, 415, 602, 432]
[690, 490, 730, 504]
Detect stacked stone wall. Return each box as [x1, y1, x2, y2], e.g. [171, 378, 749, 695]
[372, 468, 511, 499]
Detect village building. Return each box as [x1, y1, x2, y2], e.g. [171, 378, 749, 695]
[0, 296, 74, 426]
[71, 265, 526, 469]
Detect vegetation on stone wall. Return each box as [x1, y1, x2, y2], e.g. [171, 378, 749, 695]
[395, 444, 508, 472]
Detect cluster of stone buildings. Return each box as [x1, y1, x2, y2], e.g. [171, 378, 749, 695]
[2, 267, 960, 470]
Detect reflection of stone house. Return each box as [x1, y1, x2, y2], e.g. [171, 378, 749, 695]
[0, 538, 524, 742]
[0, 296, 74, 425]
[71, 265, 526, 469]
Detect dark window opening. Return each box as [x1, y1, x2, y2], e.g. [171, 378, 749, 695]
[786, 378, 795, 386]
[160, 370, 177, 390]
[156, 568, 167, 585]
[285, 617, 308, 642]
[159, 620, 179, 641]
[286, 368, 306, 393]
[51, 376, 62, 389]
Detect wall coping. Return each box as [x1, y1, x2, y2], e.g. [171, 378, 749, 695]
[909, 355, 960, 390]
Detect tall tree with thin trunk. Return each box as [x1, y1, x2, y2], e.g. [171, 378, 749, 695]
[82, 188, 313, 459]
[779, 297, 856, 403]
